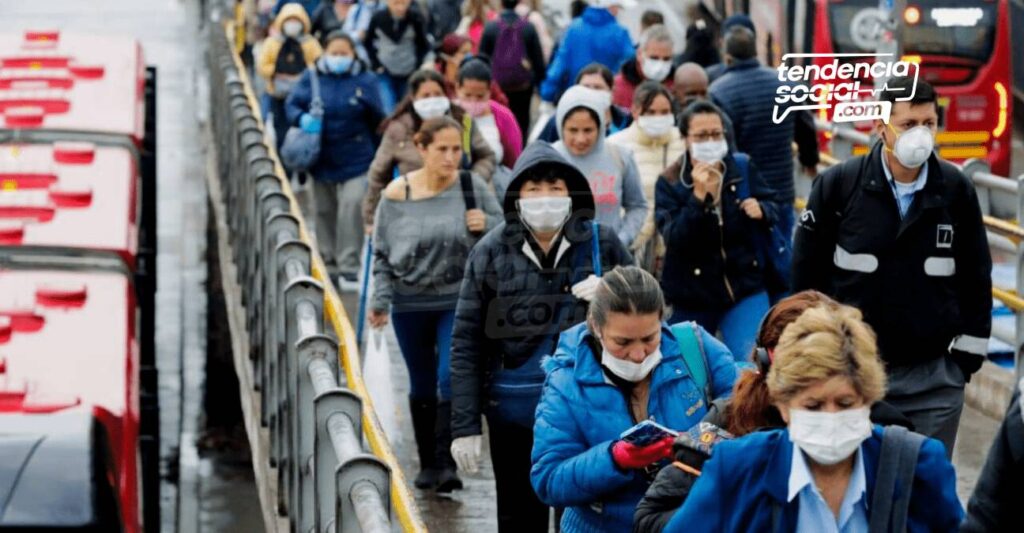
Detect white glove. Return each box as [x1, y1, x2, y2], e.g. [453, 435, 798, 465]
[451, 435, 483, 474]
[571, 274, 601, 302]
[539, 101, 555, 117]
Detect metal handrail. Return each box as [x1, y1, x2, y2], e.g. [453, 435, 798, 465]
[206, 19, 425, 533]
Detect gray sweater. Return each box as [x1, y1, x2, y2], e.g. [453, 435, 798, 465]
[372, 174, 502, 313]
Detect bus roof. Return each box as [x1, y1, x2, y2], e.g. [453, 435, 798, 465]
[0, 31, 145, 143]
[0, 269, 132, 417]
[0, 142, 138, 266]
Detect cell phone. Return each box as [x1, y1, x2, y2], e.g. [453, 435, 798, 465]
[619, 420, 679, 447]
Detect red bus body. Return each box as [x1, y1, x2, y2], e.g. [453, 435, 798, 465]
[0, 30, 153, 532]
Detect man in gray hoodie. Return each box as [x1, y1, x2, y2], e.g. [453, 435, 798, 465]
[553, 85, 648, 249]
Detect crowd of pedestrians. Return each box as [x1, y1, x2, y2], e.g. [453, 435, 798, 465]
[237, 1, 1013, 530]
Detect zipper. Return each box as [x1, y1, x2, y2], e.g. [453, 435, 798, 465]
[715, 205, 736, 302]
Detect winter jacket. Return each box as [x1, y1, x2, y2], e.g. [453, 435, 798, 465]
[612, 57, 674, 109]
[607, 123, 685, 256]
[792, 142, 992, 369]
[962, 378, 1024, 532]
[553, 86, 648, 248]
[531, 322, 738, 532]
[309, 0, 343, 39]
[273, 0, 319, 18]
[257, 4, 323, 95]
[364, 7, 431, 77]
[655, 152, 781, 312]
[449, 142, 633, 439]
[634, 398, 916, 533]
[708, 58, 819, 203]
[425, 0, 462, 42]
[362, 111, 496, 226]
[478, 10, 548, 89]
[662, 427, 963, 533]
[537, 103, 632, 143]
[539, 7, 634, 102]
[284, 58, 383, 182]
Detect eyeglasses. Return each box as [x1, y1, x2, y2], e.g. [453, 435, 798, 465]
[689, 130, 725, 142]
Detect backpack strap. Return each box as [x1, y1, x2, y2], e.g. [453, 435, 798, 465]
[868, 425, 925, 533]
[670, 322, 711, 404]
[732, 152, 750, 200]
[590, 220, 602, 276]
[461, 113, 473, 170]
[308, 66, 324, 118]
[459, 170, 477, 210]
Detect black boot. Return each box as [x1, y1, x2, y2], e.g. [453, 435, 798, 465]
[434, 400, 463, 493]
[409, 397, 440, 489]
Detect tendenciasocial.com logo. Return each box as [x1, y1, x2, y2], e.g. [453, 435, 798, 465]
[772, 53, 921, 125]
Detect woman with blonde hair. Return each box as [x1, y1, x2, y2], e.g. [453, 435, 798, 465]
[663, 303, 963, 533]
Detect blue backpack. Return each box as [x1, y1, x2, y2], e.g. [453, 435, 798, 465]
[732, 152, 793, 293]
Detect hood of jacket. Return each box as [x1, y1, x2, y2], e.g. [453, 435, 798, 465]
[555, 85, 610, 155]
[274, 3, 313, 33]
[581, 6, 616, 27]
[502, 141, 596, 217]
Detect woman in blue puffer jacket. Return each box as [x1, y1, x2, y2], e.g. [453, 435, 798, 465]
[286, 30, 384, 284]
[530, 266, 739, 532]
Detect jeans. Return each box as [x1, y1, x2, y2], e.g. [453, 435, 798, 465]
[312, 176, 366, 276]
[269, 96, 289, 154]
[377, 72, 409, 115]
[391, 308, 455, 401]
[669, 290, 770, 359]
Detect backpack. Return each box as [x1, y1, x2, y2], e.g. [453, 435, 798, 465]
[669, 322, 712, 405]
[733, 152, 793, 293]
[491, 18, 532, 90]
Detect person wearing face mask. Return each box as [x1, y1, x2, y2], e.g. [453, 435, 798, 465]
[663, 303, 963, 533]
[608, 82, 685, 274]
[257, 4, 323, 156]
[793, 77, 992, 457]
[449, 142, 633, 532]
[554, 85, 648, 249]
[656, 100, 781, 358]
[455, 59, 523, 198]
[369, 117, 502, 493]
[435, 34, 510, 109]
[535, 63, 633, 143]
[612, 25, 675, 109]
[285, 30, 383, 287]
[530, 266, 738, 532]
[363, 69, 496, 234]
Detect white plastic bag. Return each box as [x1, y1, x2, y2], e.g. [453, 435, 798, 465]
[363, 329, 399, 442]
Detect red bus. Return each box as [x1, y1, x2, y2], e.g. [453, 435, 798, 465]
[699, 0, 1013, 176]
[0, 31, 156, 532]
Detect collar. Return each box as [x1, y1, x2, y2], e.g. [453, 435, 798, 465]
[521, 232, 570, 269]
[788, 443, 867, 524]
[725, 57, 760, 72]
[634, 124, 678, 147]
[880, 149, 928, 195]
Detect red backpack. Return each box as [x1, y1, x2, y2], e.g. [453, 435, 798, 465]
[491, 18, 532, 90]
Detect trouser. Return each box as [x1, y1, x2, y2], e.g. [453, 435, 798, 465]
[269, 96, 289, 153]
[885, 355, 966, 458]
[486, 407, 552, 533]
[668, 290, 770, 359]
[312, 176, 366, 276]
[391, 308, 456, 401]
[377, 72, 409, 115]
[503, 86, 534, 145]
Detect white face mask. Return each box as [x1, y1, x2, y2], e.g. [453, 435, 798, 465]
[517, 196, 572, 233]
[637, 115, 674, 139]
[282, 20, 304, 37]
[413, 96, 451, 119]
[788, 407, 872, 465]
[888, 124, 934, 169]
[642, 57, 672, 82]
[601, 346, 662, 382]
[690, 139, 729, 164]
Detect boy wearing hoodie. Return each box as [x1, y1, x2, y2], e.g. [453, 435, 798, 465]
[449, 142, 633, 532]
[258, 3, 323, 153]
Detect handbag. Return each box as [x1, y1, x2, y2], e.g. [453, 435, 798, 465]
[280, 67, 324, 172]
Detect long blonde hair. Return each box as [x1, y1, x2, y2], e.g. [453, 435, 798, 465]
[766, 304, 887, 406]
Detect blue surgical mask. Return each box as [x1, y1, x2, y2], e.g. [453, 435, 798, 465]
[324, 55, 354, 74]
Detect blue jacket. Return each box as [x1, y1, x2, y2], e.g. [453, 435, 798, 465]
[531, 322, 738, 532]
[285, 60, 384, 182]
[663, 427, 963, 533]
[539, 7, 634, 102]
[709, 58, 798, 203]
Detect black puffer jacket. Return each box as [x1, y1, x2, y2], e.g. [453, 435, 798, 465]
[655, 152, 781, 312]
[449, 142, 633, 438]
[962, 380, 1024, 532]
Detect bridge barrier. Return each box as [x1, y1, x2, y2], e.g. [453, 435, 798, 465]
[805, 122, 1024, 380]
[206, 20, 427, 533]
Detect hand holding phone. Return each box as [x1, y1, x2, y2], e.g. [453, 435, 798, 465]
[619, 420, 679, 447]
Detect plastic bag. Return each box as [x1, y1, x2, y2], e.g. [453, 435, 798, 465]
[363, 329, 399, 442]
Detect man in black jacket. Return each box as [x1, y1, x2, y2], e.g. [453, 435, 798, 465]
[449, 142, 632, 532]
[792, 77, 992, 456]
[962, 378, 1024, 532]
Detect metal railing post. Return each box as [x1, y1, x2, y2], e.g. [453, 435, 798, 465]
[312, 390, 360, 533]
[334, 455, 391, 533]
